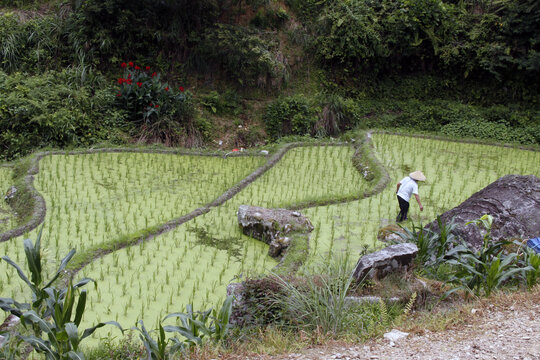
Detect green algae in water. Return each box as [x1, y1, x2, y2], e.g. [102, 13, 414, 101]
[2, 140, 539, 346]
[0, 153, 265, 301]
[302, 134, 540, 269]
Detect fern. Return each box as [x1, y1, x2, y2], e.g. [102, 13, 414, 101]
[378, 298, 389, 326]
[403, 292, 417, 317]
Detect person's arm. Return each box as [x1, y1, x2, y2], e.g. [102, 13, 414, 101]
[396, 182, 401, 193]
[414, 194, 423, 211]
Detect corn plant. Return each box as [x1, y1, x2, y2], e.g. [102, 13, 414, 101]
[0, 232, 123, 359]
[444, 215, 533, 297]
[132, 320, 170, 360]
[516, 242, 540, 289]
[396, 216, 458, 266]
[133, 296, 234, 359]
[0, 332, 23, 360]
[18, 280, 123, 360]
[0, 227, 75, 317]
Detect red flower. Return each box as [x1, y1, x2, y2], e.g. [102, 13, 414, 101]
[165, 87, 169, 91]
[128, 61, 134, 67]
[128, 74, 132, 79]
[117, 78, 123, 84]
[137, 82, 143, 87]
[232, 148, 239, 152]
[155, 104, 160, 108]
[179, 86, 184, 92]
[126, 79, 132, 85]
[135, 65, 140, 70]
[149, 103, 153, 107]
[145, 66, 150, 70]
[116, 92, 122, 97]
[121, 62, 127, 68]
[152, 72, 157, 77]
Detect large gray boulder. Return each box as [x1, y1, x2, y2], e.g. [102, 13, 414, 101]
[238, 205, 313, 258]
[352, 243, 418, 282]
[427, 175, 540, 249]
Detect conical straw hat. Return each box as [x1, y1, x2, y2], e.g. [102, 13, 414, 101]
[409, 171, 426, 181]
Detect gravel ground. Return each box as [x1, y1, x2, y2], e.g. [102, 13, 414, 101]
[245, 293, 540, 360]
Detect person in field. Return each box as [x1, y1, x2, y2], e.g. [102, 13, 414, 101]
[396, 171, 426, 222]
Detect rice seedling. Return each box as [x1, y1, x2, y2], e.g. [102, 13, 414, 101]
[0, 152, 264, 302]
[302, 134, 540, 268]
[1, 137, 538, 349]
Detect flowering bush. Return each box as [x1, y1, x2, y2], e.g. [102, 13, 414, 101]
[115, 61, 195, 144]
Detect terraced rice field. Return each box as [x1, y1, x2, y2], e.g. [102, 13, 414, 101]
[0, 135, 538, 344]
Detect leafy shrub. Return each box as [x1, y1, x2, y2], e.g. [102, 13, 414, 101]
[263, 94, 317, 140]
[364, 99, 539, 145]
[285, 0, 325, 22]
[0, 69, 127, 160]
[200, 90, 242, 116]
[66, 0, 220, 67]
[0, 12, 68, 73]
[0, 0, 40, 7]
[395, 100, 482, 131]
[313, 1, 384, 73]
[441, 120, 537, 144]
[315, 94, 361, 136]
[192, 24, 288, 88]
[250, 6, 289, 29]
[114, 61, 196, 145]
[232, 276, 287, 327]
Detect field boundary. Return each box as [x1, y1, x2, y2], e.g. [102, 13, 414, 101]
[2, 142, 371, 279]
[58, 143, 355, 275]
[1, 131, 538, 244]
[0, 147, 268, 243]
[289, 131, 391, 211]
[12, 130, 519, 277]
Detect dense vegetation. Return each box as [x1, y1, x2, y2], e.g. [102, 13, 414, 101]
[0, 1, 539, 357]
[0, 0, 538, 160]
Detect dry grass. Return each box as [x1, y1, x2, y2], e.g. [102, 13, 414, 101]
[399, 284, 540, 335]
[183, 285, 540, 359]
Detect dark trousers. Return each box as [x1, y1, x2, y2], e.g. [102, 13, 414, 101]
[396, 195, 409, 222]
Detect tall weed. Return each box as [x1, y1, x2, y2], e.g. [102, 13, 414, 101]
[272, 255, 356, 335]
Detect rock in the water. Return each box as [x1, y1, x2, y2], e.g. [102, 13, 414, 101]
[427, 175, 540, 249]
[352, 243, 418, 282]
[4, 186, 17, 202]
[238, 205, 313, 258]
[377, 224, 407, 243]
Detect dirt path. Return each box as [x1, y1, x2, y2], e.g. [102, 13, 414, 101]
[248, 292, 539, 360]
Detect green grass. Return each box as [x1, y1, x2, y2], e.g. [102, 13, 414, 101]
[0, 167, 16, 233]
